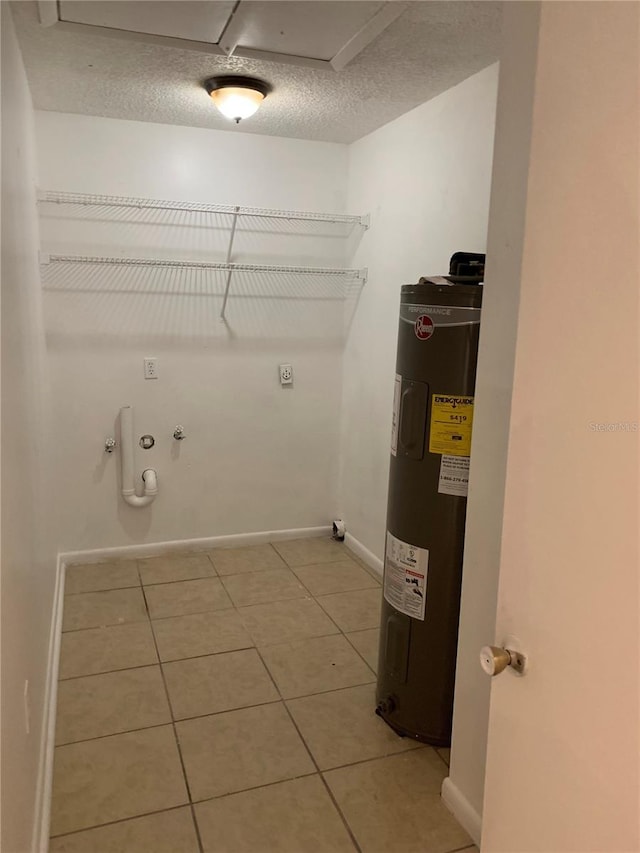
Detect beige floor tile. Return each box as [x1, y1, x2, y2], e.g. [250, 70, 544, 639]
[238, 597, 339, 647]
[163, 649, 279, 719]
[152, 609, 253, 662]
[62, 588, 148, 632]
[260, 634, 375, 699]
[145, 577, 232, 619]
[59, 622, 158, 679]
[55, 666, 171, 744]
[287, 684, 421, 770]
[291, 559, 380, 597]
[65, 561, 140, 595]
[344, 548, 382, 580]
[324, 751, 471, 853]
[49, 806, 199, 853]
[221, 567, 308, 607]
[316, 588, 382, 632]
[176, 702, 315, 801]
[50, 726, 188, 836]
[209, 543, 286, 576]
[138, 552, 216, 585]
[195, 775, 356, 853]
[437, 747, 451, 767]
[272, 537, 347, 567]
[346, 628, 380, 672]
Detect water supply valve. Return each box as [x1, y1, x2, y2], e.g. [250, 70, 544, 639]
[173, 425, 186, 441]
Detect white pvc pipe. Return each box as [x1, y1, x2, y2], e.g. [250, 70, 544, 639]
[119, 405, 158, 508]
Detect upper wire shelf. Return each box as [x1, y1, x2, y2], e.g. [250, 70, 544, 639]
[37, 190, 370, 229]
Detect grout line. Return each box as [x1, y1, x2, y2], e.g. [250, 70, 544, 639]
[48, 803, 195, 841]
[153, 641, 258, 666]
[342, 630, 378, 678]
[253, 644, 363, 853]
[148, 605, 243, 624]
[312, 591, 381, 641]
[281, 677, 377, 703]
[144, 603, 236, 622]
[57, 661, 161, 684]
[316, 743, 430, 776]
[188, 768, 318, 806]
[204, 552, 218, 574]
[142, 585, 205, 853]
[243, 622, 342, 647]
[159, 694, 284, 728]
[272, 540, 350, 570]
[64, 583, 141, 597]
[138, 571, 219, 586]
[435, 747, 451, 770]
[188, 805, 205, 853]
[54, 720, 173, 748]
[317, 773, 362, 853]
[206, 542, 290, 575]
[61, 617, 149, 634]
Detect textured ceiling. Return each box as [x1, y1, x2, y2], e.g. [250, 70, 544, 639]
[12, 1, 502, 144]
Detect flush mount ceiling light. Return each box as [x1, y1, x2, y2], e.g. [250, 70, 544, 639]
[204, 76, 271, 124]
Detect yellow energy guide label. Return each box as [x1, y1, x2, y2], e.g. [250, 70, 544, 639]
[429, 394, 474, 456]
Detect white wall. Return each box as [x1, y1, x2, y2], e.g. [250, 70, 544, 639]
[339, 65, 499, 556]
[35, 112, 353, 551]
[446, 6, 541, 834]
[338, 65, 499, 833]
[1, 7, 56, 851]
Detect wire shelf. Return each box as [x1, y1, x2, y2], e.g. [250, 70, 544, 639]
[41, 254, 366, 279]
[37, 190, 370, 228]
[40, 254, 367, 320]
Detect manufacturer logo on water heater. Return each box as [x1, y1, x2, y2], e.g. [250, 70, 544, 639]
[414, 315, 434, 340]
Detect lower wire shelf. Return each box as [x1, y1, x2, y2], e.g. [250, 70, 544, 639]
[39, 254, 367, 320]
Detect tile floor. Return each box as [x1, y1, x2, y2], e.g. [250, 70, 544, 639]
[51, 538, 477, 853]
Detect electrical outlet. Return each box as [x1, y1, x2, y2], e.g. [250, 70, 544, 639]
[143, 357, 158, 380]
[279, 363, 293, 385]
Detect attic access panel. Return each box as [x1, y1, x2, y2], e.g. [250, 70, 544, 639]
[57, 1, 235, 44]
[222, 1, 389, 67]
[40, 0, 407, 70]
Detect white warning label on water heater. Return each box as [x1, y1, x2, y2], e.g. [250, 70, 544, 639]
[383, 533, 428, 621]
[438, 455, 470, 497]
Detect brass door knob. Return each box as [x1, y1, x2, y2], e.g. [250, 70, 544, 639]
[480, 645, 527, 677]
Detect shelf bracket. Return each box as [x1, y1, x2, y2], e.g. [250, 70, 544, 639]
[360, 214, 371, 230]
[220, 206, 240, 320]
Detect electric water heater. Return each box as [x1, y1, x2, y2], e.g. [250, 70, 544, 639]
[376, 259, 483, 746]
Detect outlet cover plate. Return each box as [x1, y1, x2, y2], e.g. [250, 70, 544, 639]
[279, 363, 293, 385]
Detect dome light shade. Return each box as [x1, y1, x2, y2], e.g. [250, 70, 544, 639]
[204, 76, 271, 123]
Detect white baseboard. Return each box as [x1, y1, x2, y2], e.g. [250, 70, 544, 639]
[61, 525, 332, 566]
[344, 532, 383, 578]
[441, 776, 482, 847]
[31, 554, 65, 853]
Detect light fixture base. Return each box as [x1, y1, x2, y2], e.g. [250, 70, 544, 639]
[204, 75, 272, 99]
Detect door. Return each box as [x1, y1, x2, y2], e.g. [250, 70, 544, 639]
[480, 3, 639, 851]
